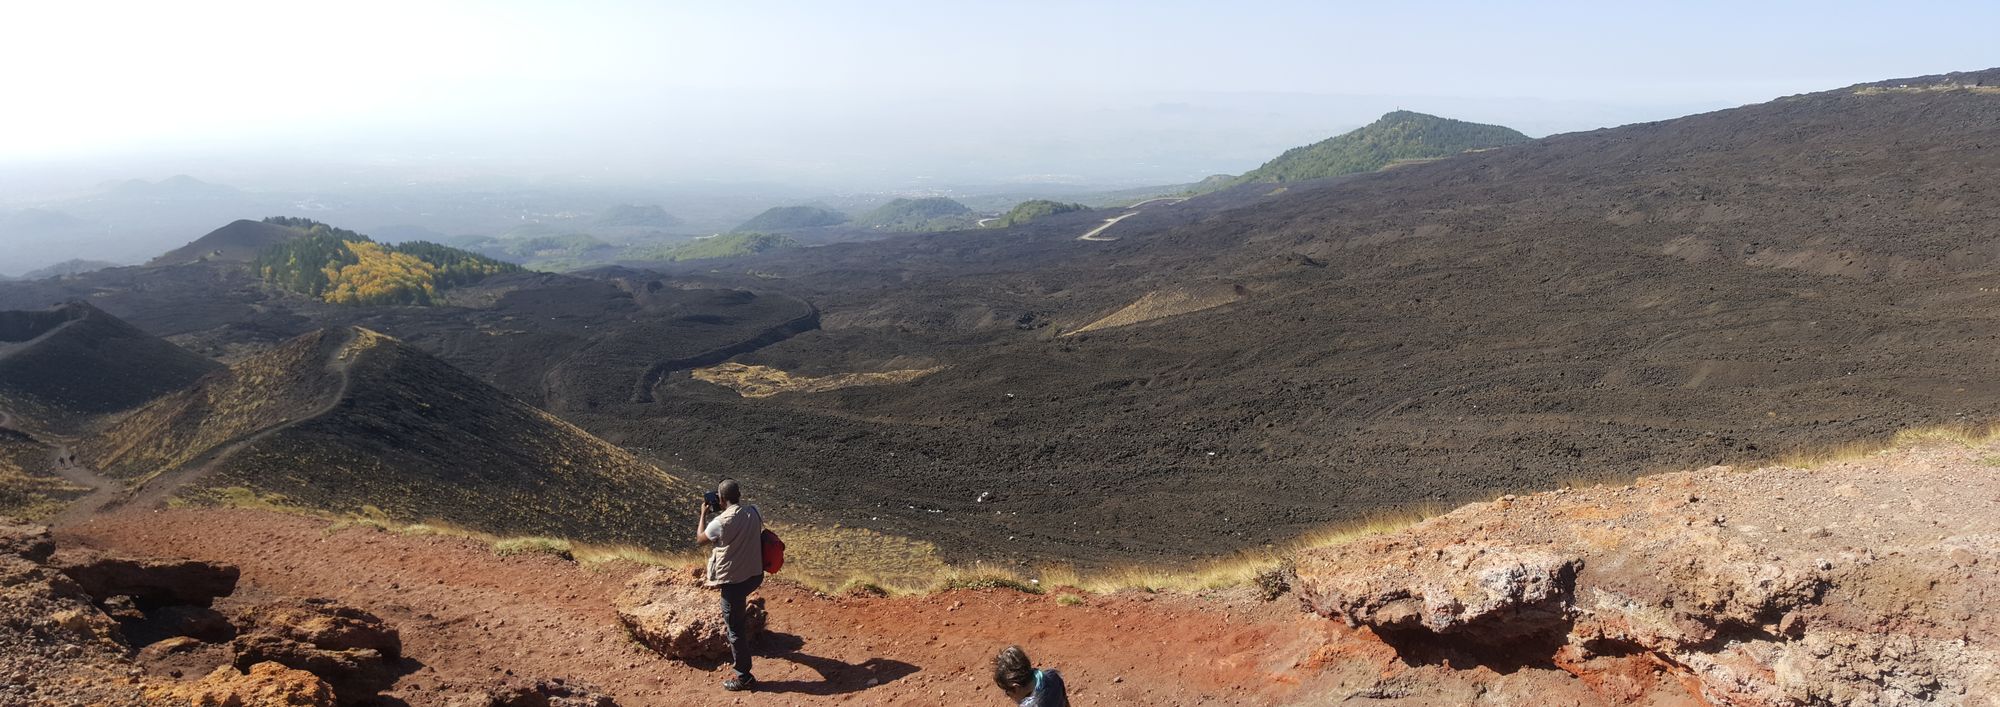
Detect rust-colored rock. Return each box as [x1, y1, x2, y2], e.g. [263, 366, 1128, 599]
[53, 549, 239, 608]
[1294, 446, 2000, 704]
[614, 566, 764, 661]
[231, 598, 401, 704]
[0, 550, 147, 705]
[147, 662, 337, 707]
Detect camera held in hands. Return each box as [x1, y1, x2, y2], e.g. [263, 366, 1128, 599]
[703, 490, 723, 512]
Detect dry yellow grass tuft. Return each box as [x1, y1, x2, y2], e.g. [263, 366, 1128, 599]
[202, 479, 1429, 596]
[1046, 510, 1434, 594]
[1775, 423, 2000, 469]
[1068, 284, 1248, 335]
[774, 523, 953, 594]
[692, 363, 943, 399]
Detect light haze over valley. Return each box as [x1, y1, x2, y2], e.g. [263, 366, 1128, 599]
[4, 0, 1994, 273]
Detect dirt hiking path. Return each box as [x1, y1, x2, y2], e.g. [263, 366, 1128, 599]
[62, 508, 1375, 706]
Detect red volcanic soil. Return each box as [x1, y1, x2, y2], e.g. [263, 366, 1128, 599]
[62, 508, 1391, 706]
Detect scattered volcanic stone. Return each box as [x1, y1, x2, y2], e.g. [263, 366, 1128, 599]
[447, 677, 619, 707]
[0, 520, 54, 562]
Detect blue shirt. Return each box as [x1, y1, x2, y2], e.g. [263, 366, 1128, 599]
[1020, 669, 1068, 707]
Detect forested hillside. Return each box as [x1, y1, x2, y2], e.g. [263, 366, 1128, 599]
[253, 218, 520, 306]
[1223, 111, 1529, 187]
[856, 197, 975, 232]
[990, 199, 1088, 227]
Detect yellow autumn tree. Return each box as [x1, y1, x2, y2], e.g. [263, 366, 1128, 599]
[321, 241, 442, 306]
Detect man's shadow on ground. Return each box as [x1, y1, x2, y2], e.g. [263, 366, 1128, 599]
[751, 632, 920, 696]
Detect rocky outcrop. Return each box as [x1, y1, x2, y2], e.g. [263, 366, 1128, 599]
[54, 549, 240, 608]
[614, 566, 765, 661]
[0, 521, 148, 705]
[1294, 442, 2000, 705]
[0, 521, 423, 706]
[0, 520, 54, 561]
[231, 598, 403, 704]
[147, 661, 338, 707]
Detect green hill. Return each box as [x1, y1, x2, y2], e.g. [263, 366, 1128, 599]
[597, 204, 682, 229]
[252, 218, 521, 306]
[734, 205, 849, 232]
[1223, 111, 1529, 188]
[990, 200, 1089, 228]
[856, 197, 975, 232]
[630, 232, 800, 263]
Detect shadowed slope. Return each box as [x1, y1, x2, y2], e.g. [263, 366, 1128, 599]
[0, 302, 223, 432]
[84, 327, 700, 548]
[149, 219, 304, 266]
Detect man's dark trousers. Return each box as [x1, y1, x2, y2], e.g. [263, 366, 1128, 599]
[720, 574, 765, 680]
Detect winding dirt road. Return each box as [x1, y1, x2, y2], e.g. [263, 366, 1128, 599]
[1077, 197, 1187, 242]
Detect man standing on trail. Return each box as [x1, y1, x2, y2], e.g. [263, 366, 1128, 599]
[696, 478, 764, 692]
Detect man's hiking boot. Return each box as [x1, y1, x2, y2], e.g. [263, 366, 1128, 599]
[723, 676, 757, 692]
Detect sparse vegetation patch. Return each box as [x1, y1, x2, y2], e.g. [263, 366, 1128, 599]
[691, 362, 943, 398]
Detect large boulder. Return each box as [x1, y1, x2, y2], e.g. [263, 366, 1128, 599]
[1297, 539, 1581, 640]
[147, 661, 338, 707]
[231, 599, 401, 704]
[614, 566, 764, 661]
[53, 549, 239, 608]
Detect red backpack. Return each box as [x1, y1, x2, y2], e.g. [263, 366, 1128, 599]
[760, 529, 785, 574]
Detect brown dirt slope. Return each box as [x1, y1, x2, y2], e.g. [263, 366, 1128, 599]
[82, 328, 353, 485]
[0, 301, 223, 433]
[59, 506, 1683, 706]
[0, 427, 77, 521]
[84, 327, 701, 549]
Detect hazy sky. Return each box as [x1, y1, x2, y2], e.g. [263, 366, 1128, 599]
[3, 0, 1996, 184]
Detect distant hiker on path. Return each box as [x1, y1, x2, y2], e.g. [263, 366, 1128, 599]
[993, 645, 1069, 706]
[696, 478, 765, 692]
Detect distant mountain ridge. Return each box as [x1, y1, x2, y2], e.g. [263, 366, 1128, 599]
[1218, 111, 1529, 189]
[19, 259, 120, 280]
[597, 204, 682, 229]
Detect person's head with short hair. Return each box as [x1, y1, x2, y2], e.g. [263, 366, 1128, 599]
[992, 645, 1035, 700]
[717, 479, 742, 506]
